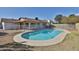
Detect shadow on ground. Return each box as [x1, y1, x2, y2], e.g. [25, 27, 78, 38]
[0, 42, 34, 51]
[0, 32, 8, 36]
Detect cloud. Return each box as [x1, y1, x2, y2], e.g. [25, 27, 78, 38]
[75, 13, 79, 16]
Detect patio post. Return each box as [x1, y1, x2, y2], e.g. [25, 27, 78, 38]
[2, 22, 5, 30]
[40, 23, 42, 28]
[28, 23, 31, 29]
[35, 23, 37, 29]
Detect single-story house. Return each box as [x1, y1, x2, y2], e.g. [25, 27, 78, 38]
[0, 17, 49, 30]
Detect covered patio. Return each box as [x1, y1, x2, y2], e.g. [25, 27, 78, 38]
[15, 18, 48, 30]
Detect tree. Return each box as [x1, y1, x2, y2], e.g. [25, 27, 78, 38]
[68, 14, 79, 24]
[60, 16, 69, 24]
[35, 17, 38, 20]
[69, 14, 75, 18]
[54, 14, 79, 24]
[60, 14, 79, 24]
[54, 14, 63, 23]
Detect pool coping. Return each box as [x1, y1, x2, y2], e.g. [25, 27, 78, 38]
[13, 29, 70, 46]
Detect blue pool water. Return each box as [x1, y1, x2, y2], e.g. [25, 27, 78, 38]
[22, 29, 63, 40]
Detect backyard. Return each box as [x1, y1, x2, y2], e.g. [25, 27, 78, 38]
[0, 29, 79, 51]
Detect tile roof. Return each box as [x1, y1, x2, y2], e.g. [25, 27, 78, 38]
[0, 17, 48, 23]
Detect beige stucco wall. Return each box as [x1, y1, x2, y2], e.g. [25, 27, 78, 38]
[2, 22, 46, 30]
[3, 23, 19, 30]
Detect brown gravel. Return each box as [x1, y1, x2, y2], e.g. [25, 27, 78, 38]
[0, 29, 24, 45]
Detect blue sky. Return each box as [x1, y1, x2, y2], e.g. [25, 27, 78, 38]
[0, 7, 79, 20]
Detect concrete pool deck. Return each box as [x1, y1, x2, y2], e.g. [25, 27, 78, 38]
[13, 29, 70, 46]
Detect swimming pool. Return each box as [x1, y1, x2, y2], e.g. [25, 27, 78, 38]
[22, 29, 63, 40]
[14, 29, 70, 46]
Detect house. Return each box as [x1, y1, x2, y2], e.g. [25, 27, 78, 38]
[0, 17, 48, 30]
[0, 18, 19, 30]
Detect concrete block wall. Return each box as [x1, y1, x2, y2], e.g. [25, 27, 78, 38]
[53, 24, 75, 30]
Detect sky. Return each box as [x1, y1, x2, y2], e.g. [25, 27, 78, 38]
[0, 7, 79, 20]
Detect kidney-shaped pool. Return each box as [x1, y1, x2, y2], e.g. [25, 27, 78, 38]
[22, 29, 63, 40]
[14, 29, 70, 46]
